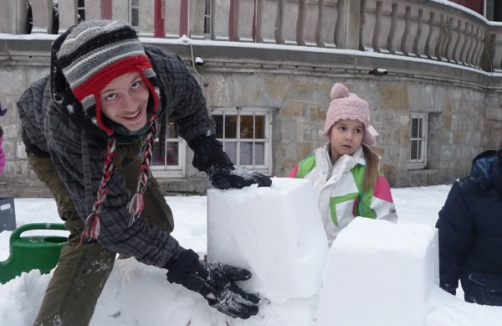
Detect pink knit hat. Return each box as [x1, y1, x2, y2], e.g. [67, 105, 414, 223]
[319, 83, 378, 146]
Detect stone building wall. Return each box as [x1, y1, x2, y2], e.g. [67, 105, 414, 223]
[0, 39, 501, 197]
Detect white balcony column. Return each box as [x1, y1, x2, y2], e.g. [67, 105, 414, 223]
[472, 27, 486, 68]
[164, 0, 181, 38]
[112, 0, 129, 23]
[138, 1, 155, 35]
[85, 0, 103, 20]
[466, 25, 484, 68]
[255, 0, 279, 43]
[435, 14, 450, 62]
[360, 0, 377, 51]
[459, 22, 474, 66]
[31, 0, 53, 33]
[343, 0, 361, 50]
[402, 5, 420, 57]
[446, 17, 462, 64]
[279, 0, 300, 45]
[58, 0, 78, 31]
[373, 1, 392, 53]
[213, 0, 231, 40]
[0, 0, 28, 34]
[413, 8, 430, 58]
[388, 2, 406, 55]
[425, 11, 442, 60]
[299, 0, 320, 47]
[190, 0, 207, 39]
[489, 32, 502, 71]
[317, 0, 339, 48]
[235, 0, 256, 42]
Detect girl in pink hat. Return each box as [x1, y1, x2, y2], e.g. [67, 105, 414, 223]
[288, 82, 397, 246]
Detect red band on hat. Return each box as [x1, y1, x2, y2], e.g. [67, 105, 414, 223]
[72, 56, 157, 134]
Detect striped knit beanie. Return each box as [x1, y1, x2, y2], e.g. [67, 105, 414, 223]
[56, 20, 160, 239]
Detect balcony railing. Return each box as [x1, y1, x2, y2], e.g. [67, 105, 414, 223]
[2, 0, 502, 72]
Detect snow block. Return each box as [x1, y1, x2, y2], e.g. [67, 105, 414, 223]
[316, 218, 438, 326]
[207, 178, 329, 302]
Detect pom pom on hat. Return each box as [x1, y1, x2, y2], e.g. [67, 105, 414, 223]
[320, 82, 378, 146]
[330, 83, 349, 100]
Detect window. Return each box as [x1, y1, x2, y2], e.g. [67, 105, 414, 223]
[211, 107, 273, 175]
[408, 113, 428, 169]
[204, 0, 211, 34]
[130, 0, 139, 27]
[77, 0, 85, 22]
[151, 118, 186, 178]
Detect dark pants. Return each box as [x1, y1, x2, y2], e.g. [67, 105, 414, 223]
[28, 153, 174, 326]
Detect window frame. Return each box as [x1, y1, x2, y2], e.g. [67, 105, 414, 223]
[210, 107, 274, 176]
[150, 119, 187, 179]
[408, 112, 428, 170]
[130, 0, 140, 27]
[77, 0, 85, 22]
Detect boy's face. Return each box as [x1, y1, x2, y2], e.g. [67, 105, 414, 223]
[99, 72, 149, 131]
[329, 119, 365, 162]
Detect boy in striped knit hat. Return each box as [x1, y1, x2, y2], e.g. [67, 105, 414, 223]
[17, 20, 271, 326]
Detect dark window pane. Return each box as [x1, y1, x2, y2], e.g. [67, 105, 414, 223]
[153, 141, 179, 166]
[165, 142, 179, 166]
[223, 142, 236, 162]
[204, 0, 211, 33]
[153, 139, 164, 166]
[411, 118, 418, 138]
[78, 9, 85, 21]
[225, 116, 237, 139]
[255, 116, 265, 139]
[418, 119, 423, 138]
[240, 142, 253, 165]
[254, 143, 264, 165]
[213, 114, 238, 138]
[132, 10, 139, 26]
[417, 140, 422, 160]
[167, 120, 178, 138]
[240, 115, 254, 139]
[153, 118, 179, 167]
[213, 115, 224, 138]
[411, 140, 418, 160]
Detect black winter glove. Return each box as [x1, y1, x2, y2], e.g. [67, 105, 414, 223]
[165, 249, 260, 319]
[189, 135, 272, 190]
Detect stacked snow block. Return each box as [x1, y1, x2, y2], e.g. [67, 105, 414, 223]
[0, 197, 16, 232]
[207, 178, 329, 302]
[316, 217, 439, 326]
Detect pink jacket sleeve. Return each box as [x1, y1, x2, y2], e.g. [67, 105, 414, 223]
[0, 136, 6, 175]
[287, 164, 299, 178]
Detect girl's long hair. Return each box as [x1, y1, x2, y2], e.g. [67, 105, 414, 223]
[362, 143, 380, 192]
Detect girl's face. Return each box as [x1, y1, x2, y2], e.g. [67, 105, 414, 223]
[329, 119, 365, 164]
[99, 72, 149, 131]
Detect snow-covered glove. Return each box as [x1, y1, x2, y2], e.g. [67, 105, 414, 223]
[189, 135, 272, 190]
[165, 249, 260, 319]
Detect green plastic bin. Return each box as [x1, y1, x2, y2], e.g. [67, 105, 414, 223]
[0, 223, 68, 284]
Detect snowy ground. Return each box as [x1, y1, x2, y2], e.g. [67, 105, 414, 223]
[1, 184, 502, 326]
